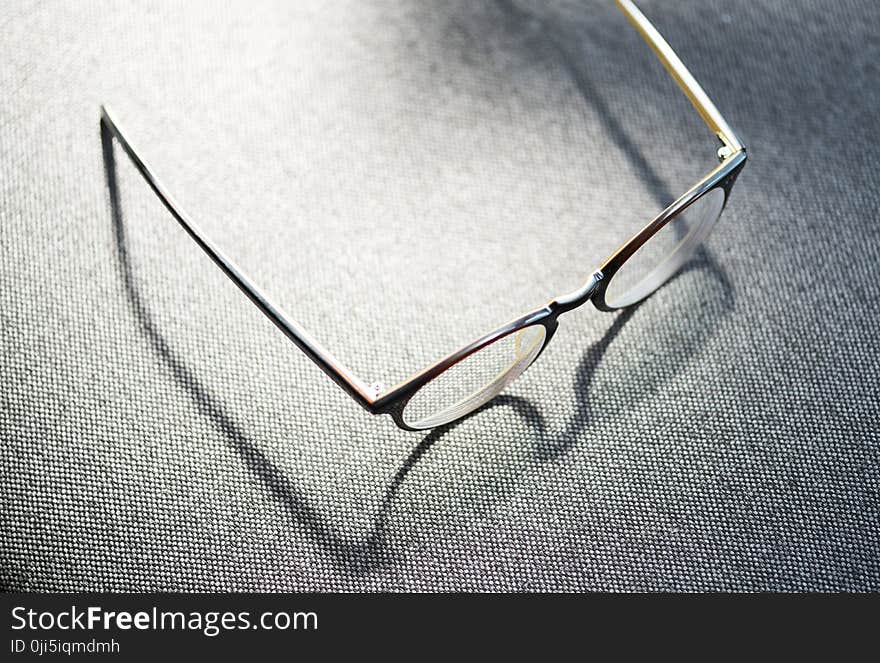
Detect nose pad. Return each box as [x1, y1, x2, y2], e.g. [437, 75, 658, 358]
[514, 326, 541, 361]
[515, 328, 527, 360]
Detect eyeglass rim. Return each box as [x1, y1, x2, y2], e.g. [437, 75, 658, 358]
[591, 153, 745, 312]
[392, 321, 557, 431]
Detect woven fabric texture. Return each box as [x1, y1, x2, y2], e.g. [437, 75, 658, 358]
[1, 0, 878, 591]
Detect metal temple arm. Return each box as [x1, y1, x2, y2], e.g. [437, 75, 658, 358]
[99, 105, 378, 410]
[616, 0, 745, 155]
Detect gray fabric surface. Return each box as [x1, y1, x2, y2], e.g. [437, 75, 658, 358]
[1, 0, 878, 592]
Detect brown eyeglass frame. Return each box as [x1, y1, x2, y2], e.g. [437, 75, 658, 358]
[100, 0, 747, 431]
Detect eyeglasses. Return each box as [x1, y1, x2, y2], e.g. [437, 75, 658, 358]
[100, 0, 746, 431]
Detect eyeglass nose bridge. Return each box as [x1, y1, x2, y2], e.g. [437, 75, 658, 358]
[549, 270, 606, 316]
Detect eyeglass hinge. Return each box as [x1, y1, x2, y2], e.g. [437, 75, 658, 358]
[717, 144, 735, 161]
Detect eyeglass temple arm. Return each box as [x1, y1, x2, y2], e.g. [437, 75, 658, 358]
[616, 0, 745, 155]
[99, 105, 379, 410]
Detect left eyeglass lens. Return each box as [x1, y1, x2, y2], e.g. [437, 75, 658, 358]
[603, 187, 725, 309]
[402, 325, 546, 430]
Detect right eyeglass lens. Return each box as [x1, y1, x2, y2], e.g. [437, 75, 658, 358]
[604, 187, 725, 309]
[402, 325, 546, 430]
